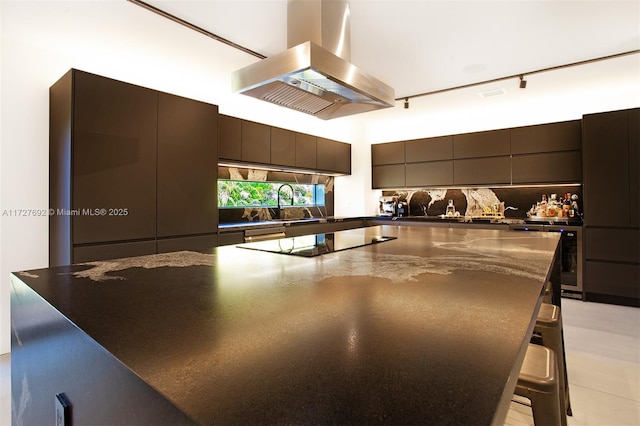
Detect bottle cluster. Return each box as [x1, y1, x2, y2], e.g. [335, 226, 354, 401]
[528, 192, 580, 219]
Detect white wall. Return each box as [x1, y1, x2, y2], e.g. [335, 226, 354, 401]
[1, 0, 638, 354]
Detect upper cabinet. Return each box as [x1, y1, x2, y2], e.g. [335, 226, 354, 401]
[453, 129, 510, 158]
[511, 120, 581, 154]
[372, 141, 405, 165]
[295, 133, 317, 169]
[317, 137, 351, 174]
[218, 115, 241, 161]
[405, 136, 452, 163]
[511, 120, 582, 184]
[371, 120, 583, 189]
[271, 127, 296, 167]
[218, 114, 350, 175]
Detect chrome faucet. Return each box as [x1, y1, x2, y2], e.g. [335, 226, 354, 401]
[276, 183, 294, 219]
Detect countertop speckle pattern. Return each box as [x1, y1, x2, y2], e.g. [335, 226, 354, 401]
[15, 226, 559, 425]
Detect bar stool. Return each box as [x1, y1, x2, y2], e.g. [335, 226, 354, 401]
[543, 280, 553, 304]
[515, 344, 564, 426]
[533, 302, 572, 417]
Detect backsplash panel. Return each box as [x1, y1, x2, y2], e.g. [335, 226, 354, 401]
[218, 167, 334, 223]
[383, 185, 583, 219]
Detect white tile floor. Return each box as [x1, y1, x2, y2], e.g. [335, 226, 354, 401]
[0, 299, 638, 425]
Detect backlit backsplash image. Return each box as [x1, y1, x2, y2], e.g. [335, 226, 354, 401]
[218, 167, 334, 223]
[382, 185, 583, 220]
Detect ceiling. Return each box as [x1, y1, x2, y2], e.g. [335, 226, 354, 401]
[142, 0, 639, 101]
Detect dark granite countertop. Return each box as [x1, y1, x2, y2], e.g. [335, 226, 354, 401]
[12, 226, 560, 425]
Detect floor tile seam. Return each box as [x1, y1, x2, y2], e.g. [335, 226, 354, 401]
[569, 382, 640, 403]
[565, 351, 640, 366]
[563, 325, 640, 340]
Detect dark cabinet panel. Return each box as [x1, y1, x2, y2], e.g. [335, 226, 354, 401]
[511, 120, 581, 154]
[406, 161, 453, 187]
[585, 228, 640, 263]
[335, 140, 351, 174]
[72, 70, 157, 245]
[271, 127, 296, 167]
[372, 142, 405, 165]
[585, 261, 640, 299]
[73, 241, 157, 263]
[583, 110, 630, 227]
[453, 156, 511, 185]
[317, 138, 351, 174]
[512, 151, 582, 184]
[453, 129, 510, 159]
[218, 231, 244, 246]
[405, 136, 453, 163]
[157, 93, 218, 237]
[157, 234, 218, 253]
[50, 70, 74, 267]
[295, 133, 317, 169]
[218, 115, 241, 161]
[372, 164, 405, 188]
[242, 120, 270, 164]
[628, 109, 639, 227]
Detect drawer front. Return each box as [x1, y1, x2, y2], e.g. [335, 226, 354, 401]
[586, 228, 640, 263]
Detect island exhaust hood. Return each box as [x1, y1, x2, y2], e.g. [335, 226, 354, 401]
[231, 0, 395, 120]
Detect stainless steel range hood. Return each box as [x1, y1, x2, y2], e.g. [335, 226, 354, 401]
[231, 0, 395, 120]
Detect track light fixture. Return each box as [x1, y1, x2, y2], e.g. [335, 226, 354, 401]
[519, 75, 527, 89]
[404, 98, 409, 109]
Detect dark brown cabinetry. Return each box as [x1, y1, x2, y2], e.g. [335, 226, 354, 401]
[157, 93, 218, 238]
[70, 70, 157, 246]
[371, 142, 405, 188]
[582, 108, 640, 305]
[405, 161, 453, 187]
[372, 141, 405, 165]
[241, 120, 270, 164]
[403, 136, 453, 187]
[371, 120, 583, 189]
[271, 127, 296, 167]
[295, 133, 317, 169]
[405, 136, 452, 163]
[511, 120, 582, 184]
[50, 70, 218, 266]
[218, 115, 241, 161]
[512, 151, 582, 184]
[511, 120, 581, 154]
[219, 115, 350, 175]
[372, 164, 406, 188]
[317, 137, 351, 174]
[453, 129, 510, 158]
[454, 156, 511, 185]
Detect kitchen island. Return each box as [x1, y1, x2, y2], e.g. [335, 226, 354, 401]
[11, 225, 560, 425]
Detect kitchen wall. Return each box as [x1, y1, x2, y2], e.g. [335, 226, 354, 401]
[1, 1, 638, 354]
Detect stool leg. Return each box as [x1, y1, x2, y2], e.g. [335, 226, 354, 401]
[539, 314, 572, 417]
[529, 384, 563, 426]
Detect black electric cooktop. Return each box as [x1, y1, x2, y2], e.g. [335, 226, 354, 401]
[237, 229, 397, 257]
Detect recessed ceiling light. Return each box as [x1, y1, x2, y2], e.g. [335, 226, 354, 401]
[478, 88, 507, 98]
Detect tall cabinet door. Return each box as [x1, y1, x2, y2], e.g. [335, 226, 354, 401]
[157, 93, 218, 237]
[72, 71, 157, 244]
[583, 110, 630, 227]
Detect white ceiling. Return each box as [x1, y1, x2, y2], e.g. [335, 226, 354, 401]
[144, 0, 639, 100]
